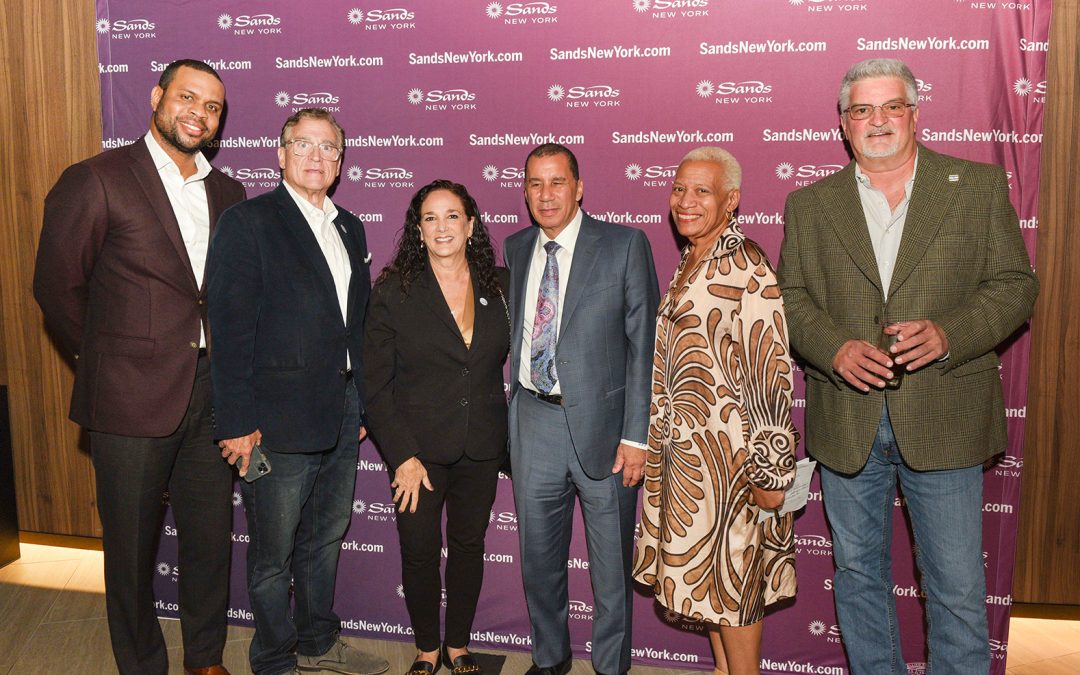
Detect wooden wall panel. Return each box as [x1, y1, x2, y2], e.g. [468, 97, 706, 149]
[1014, 0, 1080, 604]
[0, 0, 101, 535]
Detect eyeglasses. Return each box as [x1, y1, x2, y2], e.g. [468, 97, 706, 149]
[284, 139, 342, 161]
[843, 100, 916, 121]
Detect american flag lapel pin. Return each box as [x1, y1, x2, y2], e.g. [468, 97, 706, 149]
[948, 174, 960, 182]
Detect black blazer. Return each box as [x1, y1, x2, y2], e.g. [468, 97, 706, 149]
[34, 140, 245, 437]
[207, 184, 371, 451]
[363, 265, 510, 470]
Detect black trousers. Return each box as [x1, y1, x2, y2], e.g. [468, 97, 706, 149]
[394, 454, 501, 651]
[89, 355, 233, 675]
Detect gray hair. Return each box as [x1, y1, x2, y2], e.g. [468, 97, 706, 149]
[838, 58, 918, 111]
[680, 146, 741, 191]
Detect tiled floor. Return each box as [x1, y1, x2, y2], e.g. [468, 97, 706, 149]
[1, 539, 1077, 674]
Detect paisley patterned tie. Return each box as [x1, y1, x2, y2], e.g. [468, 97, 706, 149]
[531, 241, 560, 393]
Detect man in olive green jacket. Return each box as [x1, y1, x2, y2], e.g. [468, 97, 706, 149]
[777, 58, 1037, 675]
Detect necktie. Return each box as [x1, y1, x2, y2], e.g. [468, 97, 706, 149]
[531, 241, 560, 393]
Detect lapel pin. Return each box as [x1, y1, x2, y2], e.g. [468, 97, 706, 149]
[948, 174, 959, 182]
[479, 297, 489, 306]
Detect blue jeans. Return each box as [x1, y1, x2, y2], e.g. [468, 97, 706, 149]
[820, 404, 989, 675]
[240, 382, 361, 675]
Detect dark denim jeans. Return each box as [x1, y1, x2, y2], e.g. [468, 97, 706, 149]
[240, 382, 361, 675]
[820, 403, 989, 675]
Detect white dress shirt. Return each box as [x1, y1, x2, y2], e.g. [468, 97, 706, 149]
[855, 152, 919, 301]
[144, 131, 212, 346]
[282, 181, 352, 368]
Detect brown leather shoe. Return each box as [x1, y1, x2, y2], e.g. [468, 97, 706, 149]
[184, 666, 231, 675]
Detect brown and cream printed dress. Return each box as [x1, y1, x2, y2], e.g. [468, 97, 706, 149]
[633, 221, 798, 627]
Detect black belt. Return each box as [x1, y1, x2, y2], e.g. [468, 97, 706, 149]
[523, 388, 562, 406]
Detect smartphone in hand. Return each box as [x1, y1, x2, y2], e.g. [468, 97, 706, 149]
[239, 443, 272, 482]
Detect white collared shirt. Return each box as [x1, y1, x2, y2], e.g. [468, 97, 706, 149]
[855, 152, 919, 301]
[282, 181, 352, 368]
[517, 208, 583, 395]
[144, 131, 212, 347]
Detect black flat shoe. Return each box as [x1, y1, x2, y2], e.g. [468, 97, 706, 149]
[524, 653, 572, 675]
[441, 644, 482, 675]
[406, 656, 441, 675]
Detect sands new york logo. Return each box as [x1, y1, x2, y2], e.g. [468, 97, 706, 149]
[916, 78, 934, 102]
[623, 162, 679, 188]
[993, 454, 1022, 478]
[632, 0, 710, 18]
[489, 509, 518, 532]
[275, 90, 341, 112]
[352, 498, 396, 521]
[547, 84, 621, 108]
[346, 7, 417, 30]
[787, 0, 869, 13]
[661, 608, 707, 632]
[216, 13, 282, 35]
[407, 88, 478, 111]
[695, 79, 774, 105]
[482, 164, 525, 188]
[568, 600, 593, 621]
[95, 18, 156, 39]
[485, 2, 559, 24]
[774, 161, 844, 186]
[218, 166, 279, 189]
[1012, 77, 1046, 103]
[346, 166, 415, 189]
[155, 561, 180, 582]
[807, 620, 842, 644]
[794, 533, 832, 557]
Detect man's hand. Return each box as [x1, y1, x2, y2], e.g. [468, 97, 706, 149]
[832, 339, 895, 392]
[220, 430, 262, 477]
[887, 319, 949, 371]
[392, 457, 433, 514]
[750, 484, 785, 511]
[611, 443, 646, 487]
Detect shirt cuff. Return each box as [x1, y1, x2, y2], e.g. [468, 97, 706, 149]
[620, 439, 648, 450]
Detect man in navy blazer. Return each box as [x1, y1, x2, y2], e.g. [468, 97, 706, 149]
[505, 144, 660, 675]
[35, 60, 244, 675]
[208, 108, 387, 675]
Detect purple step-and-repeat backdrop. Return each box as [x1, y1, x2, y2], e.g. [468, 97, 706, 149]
[94, 1, 1049, 672]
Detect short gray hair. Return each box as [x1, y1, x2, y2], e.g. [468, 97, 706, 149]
[838, 58, 918, 111]
[680, 146, 741, 191]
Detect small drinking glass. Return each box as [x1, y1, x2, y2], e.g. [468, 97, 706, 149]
[878, 323, 903, 389]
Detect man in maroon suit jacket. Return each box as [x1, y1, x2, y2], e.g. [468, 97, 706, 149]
[33, 60, 245, 675]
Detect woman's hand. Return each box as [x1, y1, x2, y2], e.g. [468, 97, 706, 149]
[750, 484, 785, 511]
[392, 457, 434, 513]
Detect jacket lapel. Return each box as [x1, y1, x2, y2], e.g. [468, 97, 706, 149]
[818, 162, 884, 295]
[417, 263, 462, 339]
[128, 142, 198, 290]
[335, 213, 368, 326]
[559, 214, 601, 335]
[271, 185, 340, 313]
[888, 146, 956, 298]
[508, 228, 538, 369]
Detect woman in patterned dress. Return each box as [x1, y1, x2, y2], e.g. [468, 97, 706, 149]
[633, 147, 798, 675]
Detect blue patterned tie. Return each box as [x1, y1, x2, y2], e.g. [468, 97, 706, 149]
[531, 241, 560, 393]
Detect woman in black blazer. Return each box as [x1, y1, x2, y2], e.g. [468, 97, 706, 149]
[363, 180, 509, 675]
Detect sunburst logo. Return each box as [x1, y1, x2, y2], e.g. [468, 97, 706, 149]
[156, 562, 172, 576]
[352, 499, 367, 514]
[695, 80, 715, 98]
[789, 0, 804, 5]
[95, 18, 111, 33]
[347, 166, 364, 182]
[662, 608, 681, 623]
[231, 491, 242, 506]
[1012, 77, 1033, 96]
[485, 2, 504, 18]
[624, 164, 643, 181]
[633, 0, 651, 11]
[347, 8, 364, 24]
[808, 620, 827, 636]
[407, 88, 425, 105]
[217, 14, 233, 30]
[274, 91, 291, 107]
[547, 84, 566, 102]
[489, 510, 496, 522]
[219, 166, 234, 178]
[775, 162, 795, 180]
[395, 584, 405, 598]
[482, 165, 500, 181]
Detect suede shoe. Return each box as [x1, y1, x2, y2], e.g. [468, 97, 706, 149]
[297, 637, 390, 675]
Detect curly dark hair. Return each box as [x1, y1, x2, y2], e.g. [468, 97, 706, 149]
[378, 179, 501, 297]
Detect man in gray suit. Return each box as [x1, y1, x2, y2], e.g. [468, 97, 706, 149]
[506, 143, 660, 675]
